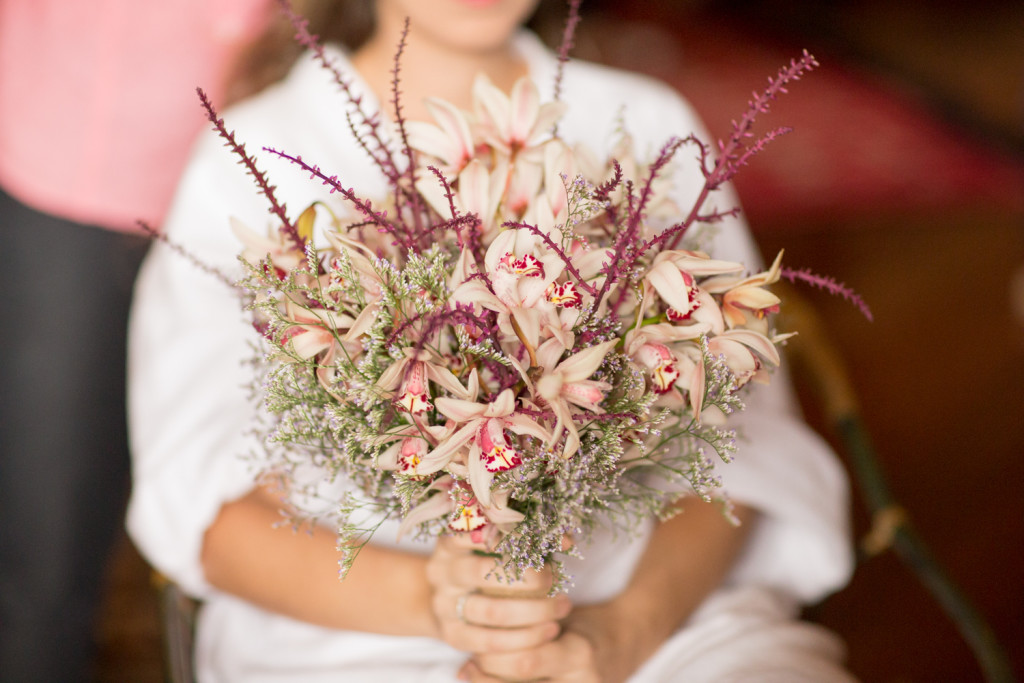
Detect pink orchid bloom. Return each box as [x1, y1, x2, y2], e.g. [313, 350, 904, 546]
[452, 230, 565, 350]
[406, 97, 476, 176]
[396, 476, 525, 541]
[707, 328, 781, 389]
[231, 217, 305, 278]
[530, 338, 617, 458]
[472, 74, 566, 158]
[280, 301, 354, 360]
[623, 323, 708, 416]
[380, 436, 430, 476]
[418, 388, 549, 507]
[646, 251, 743, 321]
[376, 347, 470, 415]
[701, 251, 784, 332]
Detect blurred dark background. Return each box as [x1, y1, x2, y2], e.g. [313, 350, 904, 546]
[93, 1, 1023, 680]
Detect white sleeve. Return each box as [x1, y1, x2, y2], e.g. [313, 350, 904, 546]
[126, 130, 271, 599]
[654, 90, 855, 603]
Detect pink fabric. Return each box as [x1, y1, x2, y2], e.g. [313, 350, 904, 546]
[0, 0, 273, 231]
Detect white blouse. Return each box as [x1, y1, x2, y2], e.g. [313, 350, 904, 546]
[128, 31, 855, 682]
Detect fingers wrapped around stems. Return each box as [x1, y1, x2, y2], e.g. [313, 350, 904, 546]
[428, 534, 571, 656]
[458, 632, 601, 683]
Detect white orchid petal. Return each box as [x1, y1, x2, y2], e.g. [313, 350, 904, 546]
[415, 174, 456, 218]
[508, 77, 540, 143]
[423, 98, 474, 166]
[417, 421, 478, 473]
[473, 74, 511, 142]
[646, 261, 696, 314]
[343, 303, 379, 341]
[290, 329, 331, 359]
[458, 159, 491, 221]
[555, 339, 617, 384]
[435, 397, 488, 422]
[689, 359, 706, 423]
[528, 102, 567, 144]
[397, 492, 453, 539]
[406, 121, 459, 164]
[426, 364, 472, 399]
[718, 329, 781, 366]
[468, 443, 494, 508]
[506, 413, 551, 443]
[487, 389, 516, 418]
[535, 337, 567, 372]
[376, 357, 409, 392]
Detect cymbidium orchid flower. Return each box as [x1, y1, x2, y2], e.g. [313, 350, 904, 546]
[529, 338, 617, 458]
[376, 347, 470, 414]
[396, 477, 525, 542]
[707, 328, 781, 389]
[280, 301, 353, 360]
[231, 217, 305, 278]
[701, 251, 784, 332]
[416, 388, 549, 507]
[645, 250, 743, 326]
[406, 97, 476, 176]
[452, 229, 565, 350]
[472, 74, 566, 159]
[377, 423, 454, 477]
[623, 322, 709, 417]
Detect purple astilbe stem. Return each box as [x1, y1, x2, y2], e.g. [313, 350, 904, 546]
[136, 221, 237, 289]
[266, 147, 416, 252]
[387, 304, 499, 353]
[781, 267, 874, 321]
[424, 166, 479, 251]
[551, 0, 584, 117]
[197, 88, 304, 252]
[593, 159, 623, 204]
[503, 220, 598, 296]
[276, 0, 402, 184]
[664, 51, 819, 251]
[589, 137, 684, 322]
[388, 18, 428, 245]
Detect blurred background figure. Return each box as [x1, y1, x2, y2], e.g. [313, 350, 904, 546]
[0, 1, 273, 680]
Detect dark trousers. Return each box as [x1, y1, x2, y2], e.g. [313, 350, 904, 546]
[0, 187, 149, 682]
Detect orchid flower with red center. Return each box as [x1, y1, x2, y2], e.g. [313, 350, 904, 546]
[452, 229, 565, 350]
[525, 338, 617, 458]
[376, 347, 470, 415]
[623, 322, 709, 417]
[416, 388, 549, 506]
[645, 250, 744, 328]
[396, 477, 526, 542]
[406, 97, 476, 177]
[472, 74, 566, 158]
[702, 251, 784, 332]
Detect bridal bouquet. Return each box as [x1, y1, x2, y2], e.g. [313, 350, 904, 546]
[204, 8, 865, 588]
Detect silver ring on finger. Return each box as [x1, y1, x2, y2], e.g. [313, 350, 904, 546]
[455, 592, 472, 624]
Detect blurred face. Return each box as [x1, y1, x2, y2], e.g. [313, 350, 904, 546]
[375, 0, 541, 55]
